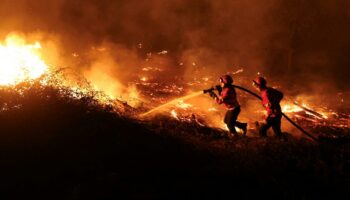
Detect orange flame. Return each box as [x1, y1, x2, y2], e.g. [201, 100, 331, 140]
[282, 104, 303, 113]
[170, 110, 179, 120]
[0, 34, 48, 85]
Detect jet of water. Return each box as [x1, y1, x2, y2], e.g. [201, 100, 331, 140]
[140, 91, 203, 117]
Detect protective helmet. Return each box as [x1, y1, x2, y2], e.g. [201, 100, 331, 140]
[220, 75, 233, 85]
[253, 76, 267, 87]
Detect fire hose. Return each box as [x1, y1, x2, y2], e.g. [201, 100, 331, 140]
[205, 85, 319, 142]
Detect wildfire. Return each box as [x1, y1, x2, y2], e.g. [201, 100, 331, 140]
[140, 76, 147, 82]
[282, 104, 303, 113]
[175, 100, 192, 109]
[0, 34, 49, 85]
[0, 33, 342, 134]
[282, 102, 330, 119]
[170, 110, 179, 120]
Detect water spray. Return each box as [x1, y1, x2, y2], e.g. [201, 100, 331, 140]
[139, 91, 203, 117]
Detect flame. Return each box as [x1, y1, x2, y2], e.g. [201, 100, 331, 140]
[283, 102, 330, 119]
[171, 109, 179, 120]
[282, 104, 303, 113]
[0, 34, 48, 85]
[140, 76, 147, 82]
[175, 100, 192, 109]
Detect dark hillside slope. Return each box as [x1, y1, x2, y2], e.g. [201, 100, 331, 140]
[0, 83, 348, 199]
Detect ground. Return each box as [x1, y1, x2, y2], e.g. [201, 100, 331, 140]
[0, 84, 349, 199]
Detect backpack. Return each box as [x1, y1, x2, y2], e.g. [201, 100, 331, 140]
[269, 88, 284, 104]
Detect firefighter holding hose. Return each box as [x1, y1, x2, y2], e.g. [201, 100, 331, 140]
[205, 75, 247, 137]
[253, 76, 284, 138]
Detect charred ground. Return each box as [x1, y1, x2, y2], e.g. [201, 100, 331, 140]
[0, 82, 349, 199]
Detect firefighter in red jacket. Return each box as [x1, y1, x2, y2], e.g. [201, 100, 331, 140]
[253, 76, 283, 137]
[211, 75, 247, 137]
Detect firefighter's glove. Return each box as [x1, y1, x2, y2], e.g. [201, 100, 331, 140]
[215, 85, 222, 94]
[209, 91, 217, 99]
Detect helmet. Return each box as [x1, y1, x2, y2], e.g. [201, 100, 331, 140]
[253, 76, 267, 87]
[220, 75, 233, 85]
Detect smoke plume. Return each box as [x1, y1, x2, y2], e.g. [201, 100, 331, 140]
[1, 0, 349, 97]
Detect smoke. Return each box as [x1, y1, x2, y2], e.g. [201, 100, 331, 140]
[0, 0, 350, 101]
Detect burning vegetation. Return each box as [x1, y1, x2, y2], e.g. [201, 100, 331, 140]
[0, 34, 48, 85]
[0, 33, 348, 142]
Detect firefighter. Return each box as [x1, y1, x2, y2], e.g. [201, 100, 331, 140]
[210, 75, 247, 137]
[253, 76, 284, 138]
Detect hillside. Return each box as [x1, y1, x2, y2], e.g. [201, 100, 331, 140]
[0, 82, 349, 199]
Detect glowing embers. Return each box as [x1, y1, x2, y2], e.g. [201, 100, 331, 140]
[170, 109, 179, 120]
[281, 101, 349, 128]
[169, 100, 193, 121]
[282, 102, 329, 119]
[282, 104, 303, 113]
[0, 34, 48, 85]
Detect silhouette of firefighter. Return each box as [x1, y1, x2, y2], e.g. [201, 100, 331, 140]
[253, 76, 284, 138]
[205, 75, 247, 137]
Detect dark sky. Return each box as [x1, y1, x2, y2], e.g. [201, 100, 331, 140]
[0, 0, 349, 91]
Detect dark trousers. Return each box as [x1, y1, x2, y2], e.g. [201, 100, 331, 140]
[224, 106, 246, 134]
[259, 115, 282, 137]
